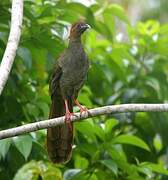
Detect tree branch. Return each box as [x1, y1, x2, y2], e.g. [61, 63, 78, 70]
[0, 104, 168, 140]
[0, 0, 23, 95]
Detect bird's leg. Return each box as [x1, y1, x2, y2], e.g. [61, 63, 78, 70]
[64, 100, 76, 123]
[74, 99, 89, 115]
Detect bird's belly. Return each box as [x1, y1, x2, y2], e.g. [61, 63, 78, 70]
[62, 69, 86, 86]
[63, 59, 88, 83]
[60, 66, 87, 98]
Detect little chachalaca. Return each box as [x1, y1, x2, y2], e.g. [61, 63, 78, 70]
[47, 22, 90, 163]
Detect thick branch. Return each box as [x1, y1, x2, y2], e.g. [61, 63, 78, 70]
[0, 104, 168, 140]
[0, 0, 23, 95]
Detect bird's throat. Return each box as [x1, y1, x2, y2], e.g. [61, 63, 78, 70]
[69, 37, 82, 46]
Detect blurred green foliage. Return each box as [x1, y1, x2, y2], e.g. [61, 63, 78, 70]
[0, 0, 168, 179]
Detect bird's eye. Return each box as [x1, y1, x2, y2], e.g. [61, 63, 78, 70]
[77, 24, 81, 29]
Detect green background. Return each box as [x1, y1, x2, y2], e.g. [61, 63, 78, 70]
[0, 0, 168, 179]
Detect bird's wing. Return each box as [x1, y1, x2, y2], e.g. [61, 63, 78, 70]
[49, 60, 62, 98]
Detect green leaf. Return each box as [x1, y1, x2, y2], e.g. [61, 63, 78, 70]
[105, 118, 119, 134]
[105, 4, 130, 24]
[153, 134, 162, 152]
[57, 2, 94, 24]
[26, 103, 40, 117]
[107, 146, 127, 162]
[43, 164, 62, 180]
[74, 155, 89, 169]
[137, 166, 153, 178]
[78, 92, 92, 107]
[103, 10, 115, 35]
[75, 120, 97, 141]
[140, 162, 168, 176]
[13, 135, 32, 160]
[100, 159, 118, 176]
[37, 16, 56, 24]
[63, 169, 81, 180]
[66, 3, 89, 16]
[93, 124, 105, 141]
[17, 47, 32, 69]
[113, 135, 150, 151]
[0, 138, 12, 158]
[14, 161, 62, 180]
[145, 77, 160, 97]
[64, 169, 98, 180]
[36, 101, 49, 118]
[160, 24, 168, 34]
[137, 20, 160, 36]
[94, 21, 113, 41]
[105, 57, 126, 81]
[0, 32, 8, 43]
[77, 143, 97, 156]
[13, 161, 39, 180]
[89, 173, 98, 180]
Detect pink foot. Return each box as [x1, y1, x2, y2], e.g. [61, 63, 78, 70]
[78, 107, 92, 118]
[64, 112, 76, 132]
[65, 111, 76, 123]
[79, 106, 88, 114]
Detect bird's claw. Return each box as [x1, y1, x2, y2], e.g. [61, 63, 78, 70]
[64, 112, 77, 123]
[79, 106, 87, 113]
[64, 112, 75, 132]
[79, 107, 91, 117]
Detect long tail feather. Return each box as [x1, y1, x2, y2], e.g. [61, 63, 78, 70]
[47, 96, 73, 163]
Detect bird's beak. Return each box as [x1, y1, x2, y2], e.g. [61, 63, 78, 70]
[85, 24, 91, 29]
[81, 24, 91, 30]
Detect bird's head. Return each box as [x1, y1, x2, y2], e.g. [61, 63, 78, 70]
[69, 22, 90, 39]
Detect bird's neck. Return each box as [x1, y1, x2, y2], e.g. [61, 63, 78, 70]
[68, 37, 82, 47]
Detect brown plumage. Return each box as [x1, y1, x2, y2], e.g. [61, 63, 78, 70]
[47, 22, 90, 163]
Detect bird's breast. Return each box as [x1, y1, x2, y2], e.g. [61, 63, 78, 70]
[61, 53, 89, 87]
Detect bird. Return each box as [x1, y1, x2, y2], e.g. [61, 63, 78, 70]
[47, 22, 90, 164]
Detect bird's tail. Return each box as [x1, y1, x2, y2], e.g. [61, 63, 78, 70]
[47, 95, 73, 163]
